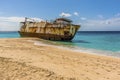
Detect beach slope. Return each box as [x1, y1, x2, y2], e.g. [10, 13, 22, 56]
[0, 38, 120, 80]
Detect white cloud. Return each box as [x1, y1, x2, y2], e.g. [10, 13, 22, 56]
[59, 12, 71, 17]
[85, 17, 120, 27]
[80, 16, 120, 31]
[74, 12, 79, 16]
[80, 17, 87, 20]
[0, 16, 43, 31]
[0, 17, 43, 22]
[0, 17, 24, 22]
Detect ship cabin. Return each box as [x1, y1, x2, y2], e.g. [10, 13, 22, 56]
[54, 18, 72, 25]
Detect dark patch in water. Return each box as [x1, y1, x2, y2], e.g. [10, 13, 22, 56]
[72, 40, 90, 43]
[59, 40, 90, 43]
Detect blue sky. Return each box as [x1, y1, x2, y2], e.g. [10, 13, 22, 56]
[0, 0, 120, 31]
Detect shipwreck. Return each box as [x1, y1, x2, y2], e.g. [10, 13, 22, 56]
[18, 17, 80, 41]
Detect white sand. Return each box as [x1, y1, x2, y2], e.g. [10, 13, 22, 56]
[0, 38, 120, 80]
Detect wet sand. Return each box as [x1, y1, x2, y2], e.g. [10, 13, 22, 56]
[0, 38, 120, 80]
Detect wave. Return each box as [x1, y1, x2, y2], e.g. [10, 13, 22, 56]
[29, 39, 120, 58]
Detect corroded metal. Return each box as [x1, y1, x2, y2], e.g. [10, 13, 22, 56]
[18, 18, 80, 41]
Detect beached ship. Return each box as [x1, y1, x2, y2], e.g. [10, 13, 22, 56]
[18, 17, 80, 41]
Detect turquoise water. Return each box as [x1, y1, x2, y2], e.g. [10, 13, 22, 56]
[67, 31, 120, 52]
[0, 31, 120, 57]
[50, 31, 120, 57]
[0, 31, 20, 38]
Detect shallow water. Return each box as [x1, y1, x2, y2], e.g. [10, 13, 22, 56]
[53, 31, 120, 52]
[0, 31, 20, 38]
[0, 31, 120, 57]
[37, 31, 120, 57]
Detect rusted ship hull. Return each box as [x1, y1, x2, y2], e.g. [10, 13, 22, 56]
[18, 31, 75, 41]
[19, 17, 80, 41]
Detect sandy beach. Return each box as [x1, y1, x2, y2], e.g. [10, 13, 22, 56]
[0, 38, 120, 80]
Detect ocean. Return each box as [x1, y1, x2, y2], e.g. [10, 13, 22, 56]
[0, 31, 20, 38]
[0, 31, 120, 57]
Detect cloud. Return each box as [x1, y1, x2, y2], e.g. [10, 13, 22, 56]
[0, 17, 25, 22]
[74, 12, 79, 16]
[84, 17, 120, 27]
[0, 16, 43, 31]
[0, 17, 43, 22]
[80, 16, 120, 31]
[59, 12, 71, 17]
[80, 17, 87, 20]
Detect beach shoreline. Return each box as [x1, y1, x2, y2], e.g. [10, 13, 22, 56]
[31, 38, 120, 59]
[0, 38, 120, 80]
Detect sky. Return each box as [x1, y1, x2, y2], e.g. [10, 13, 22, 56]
[0, 0, 120, 31]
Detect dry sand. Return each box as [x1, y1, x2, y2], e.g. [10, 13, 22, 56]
[0, 38, 120, 80]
